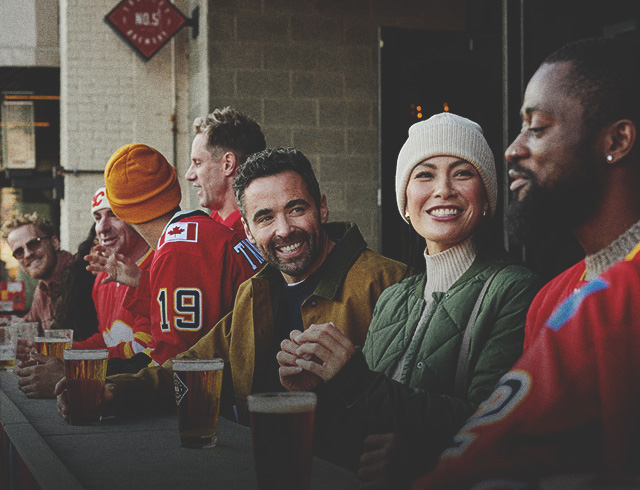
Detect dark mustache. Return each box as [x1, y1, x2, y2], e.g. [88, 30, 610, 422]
[509, 163, 536, 180]
[270, 231, 309, 248]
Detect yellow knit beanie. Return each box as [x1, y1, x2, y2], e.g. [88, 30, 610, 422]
[104, 144, 181, 224]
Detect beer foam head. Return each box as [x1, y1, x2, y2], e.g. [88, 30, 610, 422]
[35, 337, 69, 343]
[247, 392, 317, 414]
[172, 358, 224, 371]
[63, 349, 108, 360]
[43, 329, 73, 340]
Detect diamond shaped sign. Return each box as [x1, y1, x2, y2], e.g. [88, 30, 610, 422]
[105, 0, 187, 61]
[173, 372, 189, 406]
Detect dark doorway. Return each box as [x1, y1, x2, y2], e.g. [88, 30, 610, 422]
[379, 6, 503, 271]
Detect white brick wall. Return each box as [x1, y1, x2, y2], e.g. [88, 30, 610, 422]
[59, 0, 191, 251]
[0, 0, 59, 66]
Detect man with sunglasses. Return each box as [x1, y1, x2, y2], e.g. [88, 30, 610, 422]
[13, 190, 156, 399]
[1, 214, 72, 330]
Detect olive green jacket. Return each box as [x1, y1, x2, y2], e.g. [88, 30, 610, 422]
[108, 222, 406, 421]
[315, 256, 541, 469]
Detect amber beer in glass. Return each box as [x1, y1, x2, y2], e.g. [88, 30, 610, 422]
[0, 326, 18, 370]
[63, 349, 108, 425]
[248, 392, 317, 490]
[172, 358, 224, 448]
[35, 337, 70, 360]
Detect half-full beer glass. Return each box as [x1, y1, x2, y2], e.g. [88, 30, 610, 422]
[248, 392, 317, 490]
[172, 358, 224, 448]
[0, 326, 18, 370]
[63, 349, 108, 425]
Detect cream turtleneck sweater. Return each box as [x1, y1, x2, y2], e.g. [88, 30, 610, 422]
[391, 237, 477, 382]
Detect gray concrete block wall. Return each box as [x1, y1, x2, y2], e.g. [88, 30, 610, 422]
[197, 0, 465, 252]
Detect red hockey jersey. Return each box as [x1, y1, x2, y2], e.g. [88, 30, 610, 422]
[73, 249, 154, 359]
[125, 210, 263, 365]
[210, 208, 244, 233]
[415, 243, 640, 488]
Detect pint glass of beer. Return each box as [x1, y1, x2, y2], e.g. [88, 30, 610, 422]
[34, 337, 70, 360]
[44, 328, 74, 345]
[63, 349, 108, 425]
[172, 358, 224, 448]
[0, 326, 18, 370]
[247, 392, 317, 490]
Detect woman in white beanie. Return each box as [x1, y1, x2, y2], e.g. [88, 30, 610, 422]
[278, 113, 540, 477]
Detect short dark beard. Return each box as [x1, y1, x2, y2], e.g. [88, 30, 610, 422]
[506, 184, 559, 247]
[507, 162, 601, 247]
[263, 229, 322, 279]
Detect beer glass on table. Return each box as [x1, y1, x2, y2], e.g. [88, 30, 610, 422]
[13, 321, 40, 342]
[45, 328, 74, 343]
[0, 326, 18, 370]
[247, 392, 317, 490]
[63, 349, 108, 425]
[13, 321, 40, 363]
[35, 338, 68, 360]
[35, 329, 74, 360]
[172, 358, 224, 448]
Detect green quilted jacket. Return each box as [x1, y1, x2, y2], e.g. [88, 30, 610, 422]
[315, 255, 541, 470]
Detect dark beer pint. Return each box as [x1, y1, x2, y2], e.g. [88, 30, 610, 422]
[172, 358, 224, 448]
[247, 392, 317, 490]
[63, 349, 108, 425]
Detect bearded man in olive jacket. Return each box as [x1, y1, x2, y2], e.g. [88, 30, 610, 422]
[56, 147, 406, 426]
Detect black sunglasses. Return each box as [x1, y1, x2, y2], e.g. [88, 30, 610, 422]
[12, 236, 52, 260]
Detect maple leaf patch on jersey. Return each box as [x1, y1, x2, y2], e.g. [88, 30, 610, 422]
[158, 222, 198, 248]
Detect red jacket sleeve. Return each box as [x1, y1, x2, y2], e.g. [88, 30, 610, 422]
[71, 332, 107, 350]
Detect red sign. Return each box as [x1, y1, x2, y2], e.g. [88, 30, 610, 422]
[0, 282, 25, 312]
[105, 0, 187, 60]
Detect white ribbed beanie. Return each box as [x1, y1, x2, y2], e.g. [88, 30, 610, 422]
[395, 112, 497, 223]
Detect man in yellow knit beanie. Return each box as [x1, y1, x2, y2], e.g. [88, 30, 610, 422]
[57, 147, 405, 435]
[90, 143, 263, 365]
